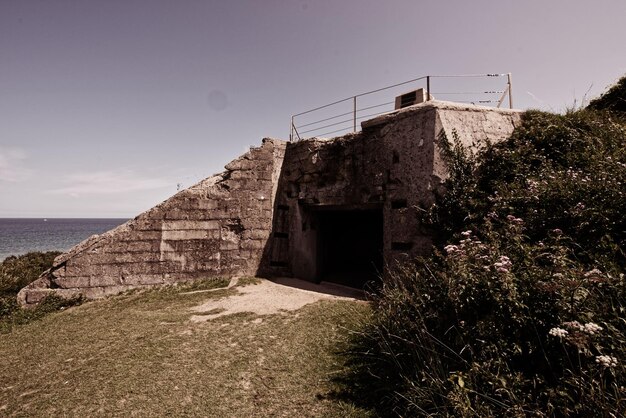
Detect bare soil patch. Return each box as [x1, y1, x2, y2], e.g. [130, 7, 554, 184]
[190, 277, 361, 321]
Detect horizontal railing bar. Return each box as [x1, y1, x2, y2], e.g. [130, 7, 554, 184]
[290, 72, 513, 140]
[292, 97, 354, 117]
[354, 76, 427, 98]
[297, 109, 356, 129]
[356, 100, 395, 113]
[299, 117, 354, 134]
[297, 100, 395, 130]
[292, 73, 507, 118]
[456, 100, 498, 104]
[431, 91, 504, 95]
[292, 76, 427, 117]
[430, 73, 507, 78]
[314, 126, 354, 138]
[299, 109, 394, 138]
[355, 109, 392, 122]
[300, 94, 504, 137]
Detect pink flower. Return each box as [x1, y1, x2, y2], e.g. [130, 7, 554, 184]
[583, 322, 603, 335]
[549, 327, 568, 338]
[584, 269, 602, 278]
[494, 255, 512, 273]
[506, 214, 523, 224]
[596, 355, 618, 368]
[563, 321, 584, 332]
[444, 245, 459, 254]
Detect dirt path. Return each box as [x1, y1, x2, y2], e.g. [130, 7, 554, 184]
[189, 277, 364, 322]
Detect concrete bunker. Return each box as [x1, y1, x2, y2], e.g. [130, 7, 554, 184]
[268, 101, 523, 291]
[18, 101, 523, 306]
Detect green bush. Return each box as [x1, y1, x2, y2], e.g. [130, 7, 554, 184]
[588, 75, 626, 113]
[0, 251, 61, 296]
[427, 110, 626, 268]
[0, 251, 82, 332]
[344, 109, 626, 416]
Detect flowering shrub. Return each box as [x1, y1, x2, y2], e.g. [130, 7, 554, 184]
[344, 104, 626, 416]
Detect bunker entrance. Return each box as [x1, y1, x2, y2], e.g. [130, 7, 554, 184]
[315, 208, 383, 289]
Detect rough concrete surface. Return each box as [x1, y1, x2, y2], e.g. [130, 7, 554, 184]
[18, 100, 522, 306]
[18, 138, 286, 306]
[266, 101, 522, 282]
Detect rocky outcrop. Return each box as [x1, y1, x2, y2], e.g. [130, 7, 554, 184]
[18, 138, 286, 306]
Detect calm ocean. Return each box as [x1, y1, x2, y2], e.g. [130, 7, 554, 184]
[0, 218, 128, 261]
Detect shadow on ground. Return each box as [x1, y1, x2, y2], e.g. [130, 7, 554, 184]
[268, 277, 367, 300]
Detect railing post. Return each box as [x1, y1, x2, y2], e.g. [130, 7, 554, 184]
[507, 73, 513, 109]
[353, 96, 357, 132]
[290, 116, 294, 141]
[426, 76, 430, 101]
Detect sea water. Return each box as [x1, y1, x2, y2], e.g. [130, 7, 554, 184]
[0, 218, 128, 261]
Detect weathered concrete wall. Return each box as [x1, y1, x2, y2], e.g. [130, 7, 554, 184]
[261, 101, 522, 280]
[18, 138, 286, 306]
[19, 101, 522, 305]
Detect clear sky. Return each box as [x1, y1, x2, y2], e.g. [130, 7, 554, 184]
[2, 0, 625, 218]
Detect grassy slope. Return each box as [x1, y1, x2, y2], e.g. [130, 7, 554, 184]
[0, 281, 371, 417]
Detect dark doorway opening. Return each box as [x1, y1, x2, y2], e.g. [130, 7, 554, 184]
[316, 208, 383, 289]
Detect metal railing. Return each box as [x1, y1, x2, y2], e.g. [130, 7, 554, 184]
[290, 73, 513, 141]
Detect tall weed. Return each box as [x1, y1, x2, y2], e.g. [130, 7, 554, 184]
[344, 108, 626, 416]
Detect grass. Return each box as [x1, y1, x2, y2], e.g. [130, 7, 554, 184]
[0, 278, 371, 417]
